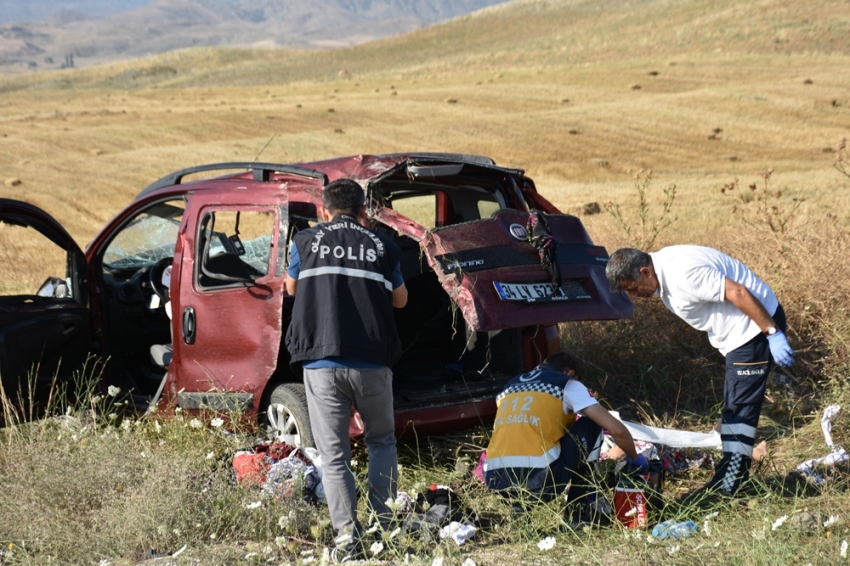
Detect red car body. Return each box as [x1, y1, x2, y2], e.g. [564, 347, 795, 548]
[0, 153, 632, 444]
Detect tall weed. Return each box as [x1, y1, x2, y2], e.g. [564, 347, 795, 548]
[720, 168, 805, 254]
[835, 137, 850, 181]
[603, 170, 677, 251]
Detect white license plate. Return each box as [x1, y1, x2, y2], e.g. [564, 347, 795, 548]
[493, 281, 590, 302]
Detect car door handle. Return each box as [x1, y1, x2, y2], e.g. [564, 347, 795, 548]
[182, 306, 196, 345]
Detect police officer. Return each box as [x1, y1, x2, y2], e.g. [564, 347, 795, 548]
[606, 246, 795, 498]
[285, 179, 408, 559]
[484, 351, 645, 520]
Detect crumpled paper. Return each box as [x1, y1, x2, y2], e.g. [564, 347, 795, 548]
[438, 521, 476, 546]
[795, 405, 849, 485]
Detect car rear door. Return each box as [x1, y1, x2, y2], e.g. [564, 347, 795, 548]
[417, 208, 633, 331]
[0, 199, 91, 408]
[168, 185, 287, 415]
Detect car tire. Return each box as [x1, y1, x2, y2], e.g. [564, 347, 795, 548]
[266, 383, 314, 447]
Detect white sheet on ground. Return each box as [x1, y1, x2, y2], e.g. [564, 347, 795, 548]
[608, 411, 722, 449]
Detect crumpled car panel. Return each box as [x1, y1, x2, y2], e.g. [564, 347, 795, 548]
[420, 209, 633, 331]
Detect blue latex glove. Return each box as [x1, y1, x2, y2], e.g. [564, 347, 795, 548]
[767, 330, 795, 367]
[625, 454, 649, 474]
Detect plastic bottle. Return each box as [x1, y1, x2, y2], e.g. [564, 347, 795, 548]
[651, 520, 699, 540]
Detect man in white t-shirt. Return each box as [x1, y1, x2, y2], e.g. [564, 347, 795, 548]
[484, 351, 645, 524]
[606, 246, 795, 497]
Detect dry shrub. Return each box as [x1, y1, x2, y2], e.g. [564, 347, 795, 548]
[0, 423, 194, 562]
[562, 300, 723, 427]
[725, 215, 850, 390]
[0, 415, 311, 564]
[564, 204, 849, 429]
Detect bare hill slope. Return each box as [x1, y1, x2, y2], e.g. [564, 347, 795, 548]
[0, 0, 847, 250]
[0, 0, 152, 25]
[0, 0, 511, 70]
[6, 0, 842, 86]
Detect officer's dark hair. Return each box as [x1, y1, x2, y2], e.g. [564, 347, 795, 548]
[322, 179, 365, 216]
[605, 247, 651, 292]
[543, 351, 582, 376]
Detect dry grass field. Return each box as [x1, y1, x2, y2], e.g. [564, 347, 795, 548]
[1, 0, 848, 246]
[2, 0, 850, 563]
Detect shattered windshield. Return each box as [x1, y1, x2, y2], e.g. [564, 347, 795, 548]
[102, 200, 185, 270]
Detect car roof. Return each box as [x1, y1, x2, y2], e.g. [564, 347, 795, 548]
[135, 153, 510, 201]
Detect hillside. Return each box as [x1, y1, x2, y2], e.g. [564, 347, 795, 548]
[0, 0, 848, 245]
[0, 0, 152, 25]
[5, 0, 847, 84]
[0, 0, 512, 70]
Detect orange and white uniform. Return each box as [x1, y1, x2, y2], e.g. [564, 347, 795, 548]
[484, 363, 598, 493]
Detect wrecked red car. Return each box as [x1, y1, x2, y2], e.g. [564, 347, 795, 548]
[0, 153, 632, 444]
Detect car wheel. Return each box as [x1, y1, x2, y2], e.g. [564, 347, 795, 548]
[266, 383, 314, 447]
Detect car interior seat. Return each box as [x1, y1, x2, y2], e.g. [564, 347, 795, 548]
[150, 343, 173, 369]
[199, 252, 253, 287]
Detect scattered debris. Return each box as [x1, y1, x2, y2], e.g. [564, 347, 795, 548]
[232, 442, 324, 503]
[791, 511, 821, 533]
[439, 521, 476, 546]
[796, 405, 849, 485]
[4, 178, 22, 187]
[401, 484, 476, 538]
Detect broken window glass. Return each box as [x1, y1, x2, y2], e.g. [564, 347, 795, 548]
[103, 200, 185, 270]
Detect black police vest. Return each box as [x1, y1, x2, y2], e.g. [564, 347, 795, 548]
[285, 215, 403, 367]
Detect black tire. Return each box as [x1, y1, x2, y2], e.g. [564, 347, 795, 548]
[265, 383, 314, 447]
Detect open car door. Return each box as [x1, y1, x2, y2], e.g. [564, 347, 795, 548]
[417, 209, 632, 331]
[0, 199, 91, 412]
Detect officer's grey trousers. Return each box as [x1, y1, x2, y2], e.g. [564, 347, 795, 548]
[303, 366, 398, 538]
